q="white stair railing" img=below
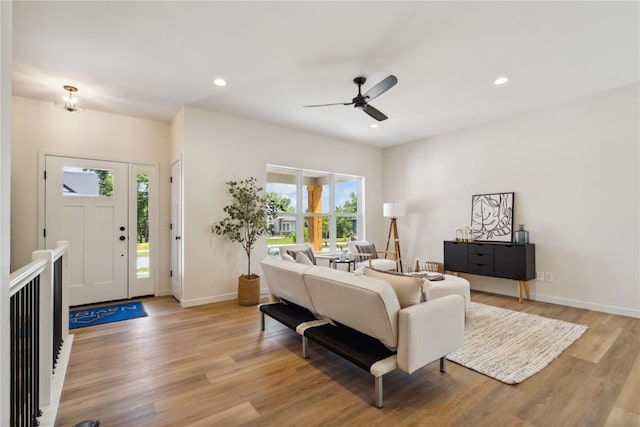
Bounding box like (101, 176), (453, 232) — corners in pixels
(9, 241), (69, 427)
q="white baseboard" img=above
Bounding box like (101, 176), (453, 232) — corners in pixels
(180, 288), (270, 308)
(471, 283), (639, 318)
(533, 293), (640, 318)
(39, 334), (74, 427)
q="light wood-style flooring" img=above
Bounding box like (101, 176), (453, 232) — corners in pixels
(55, 291), (640, 426)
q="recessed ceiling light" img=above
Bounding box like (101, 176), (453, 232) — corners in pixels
(213, 78), (227, 87)
(494, 76), (509, 85)
(370, 123), (379, 128)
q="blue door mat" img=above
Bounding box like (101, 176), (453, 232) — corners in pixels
(69, 301), (148, 329)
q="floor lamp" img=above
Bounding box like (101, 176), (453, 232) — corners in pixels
(383, 203), (405, 272)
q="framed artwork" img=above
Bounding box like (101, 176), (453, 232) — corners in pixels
(471, 192), (514, 242)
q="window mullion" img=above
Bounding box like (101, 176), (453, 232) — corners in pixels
(296, 169), (304, 244)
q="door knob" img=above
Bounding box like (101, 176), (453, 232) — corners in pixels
(119, 236), (126, 241)
(120, 226), (126, 231)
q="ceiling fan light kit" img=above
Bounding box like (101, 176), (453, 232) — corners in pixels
(304, 75), (397, 121)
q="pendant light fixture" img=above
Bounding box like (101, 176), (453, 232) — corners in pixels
(55, 85), (82, 112)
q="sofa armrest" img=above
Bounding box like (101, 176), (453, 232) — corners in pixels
(396, 294), (465, 374)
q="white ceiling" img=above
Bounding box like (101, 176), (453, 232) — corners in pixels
(12, 1), (639, 148)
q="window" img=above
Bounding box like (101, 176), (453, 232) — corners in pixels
(136, 172), (149, 279)
(62, 167), (113, 197)
(267, 165), (363, 254)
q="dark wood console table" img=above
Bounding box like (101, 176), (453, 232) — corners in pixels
(443, 240), (535, 303)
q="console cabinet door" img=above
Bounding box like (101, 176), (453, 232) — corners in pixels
(444, 241), (467, 272)
(494, 244), (535, 280)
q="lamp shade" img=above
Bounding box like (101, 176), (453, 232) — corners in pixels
(383, 202), (405, 218)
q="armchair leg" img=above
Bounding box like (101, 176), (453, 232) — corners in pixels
(261, 312), (265, 331)
(440, 357), (447, 373)
(374, 376), (383, 408)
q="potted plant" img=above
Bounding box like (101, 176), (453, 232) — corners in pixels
(211, 177), (279, 305)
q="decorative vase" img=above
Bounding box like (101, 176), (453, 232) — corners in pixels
(514, 224), (529, 244)
(237, 275), (261, 305)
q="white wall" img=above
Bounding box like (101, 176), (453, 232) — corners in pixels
(384, 84), (640, 317)
(11, 96), (172, 293)
(170, 107), (184, 163)
(0, 2), (12, 423)
(180, 106), (385, 306)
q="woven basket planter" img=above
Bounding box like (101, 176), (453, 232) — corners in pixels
(237, 275), (261, 305)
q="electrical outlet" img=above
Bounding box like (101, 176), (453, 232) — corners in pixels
(544, 272), (553, 283)
(536, 271), (544, 281)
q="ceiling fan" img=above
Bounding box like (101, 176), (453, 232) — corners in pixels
(304, 75), (398, 121)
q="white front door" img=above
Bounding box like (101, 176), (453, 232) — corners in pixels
(45, 155), (129, 306)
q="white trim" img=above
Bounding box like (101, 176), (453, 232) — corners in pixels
(179, 292), (237, 308)
(179, 289), (270, 308)
(470, 282), (640, 319)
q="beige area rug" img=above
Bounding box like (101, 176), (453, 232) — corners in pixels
(447, 302), (588, 384)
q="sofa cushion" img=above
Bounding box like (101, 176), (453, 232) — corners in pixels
(260, 258), (316, 312)
(303, 266), (400, 349)
(363, 268), (424, 308)
(286, 247), (317, 265)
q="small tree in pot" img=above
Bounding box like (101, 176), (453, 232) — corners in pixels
(211, 177), (279, 305)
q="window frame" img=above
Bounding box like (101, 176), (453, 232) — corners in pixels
(267, 165), (363, 253)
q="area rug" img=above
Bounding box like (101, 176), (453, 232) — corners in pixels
(69, 301), (148, 330)
(447, 302), (587, 384)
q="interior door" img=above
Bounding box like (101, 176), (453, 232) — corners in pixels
(170, 160), (182, 301)
(45, 155), (129, 306)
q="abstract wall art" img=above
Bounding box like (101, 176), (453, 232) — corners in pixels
(471, 192), (514, 242)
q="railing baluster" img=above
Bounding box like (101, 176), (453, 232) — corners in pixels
(53, 257), (63, 371)
(10, 273), (40, 426)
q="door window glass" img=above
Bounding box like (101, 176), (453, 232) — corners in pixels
(136, 172), (150, 279)
(62, 167), (114, 197)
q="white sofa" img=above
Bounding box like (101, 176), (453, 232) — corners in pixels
(259, 257), (465, 408)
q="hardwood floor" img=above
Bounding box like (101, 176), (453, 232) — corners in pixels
(55, 292), (640, 427)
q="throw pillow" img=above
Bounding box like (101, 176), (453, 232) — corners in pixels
(295, 252), (314, 266)
(355, 243), (378, 262)
(286, 248), (316, 265)
(281, 253), (295, 262)
(363, 267), (423, 308)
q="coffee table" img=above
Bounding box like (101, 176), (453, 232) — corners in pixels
(331, 259), (356, 272)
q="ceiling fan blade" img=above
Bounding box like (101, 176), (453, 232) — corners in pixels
(303, 101), (353, 108)
(362, 104), (388, 121)
(363, 75), (398, 102)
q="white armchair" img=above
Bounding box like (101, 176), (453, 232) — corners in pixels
(347, 240), (398, 272)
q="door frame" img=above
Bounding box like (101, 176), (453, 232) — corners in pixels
(38, 150), (160, 299)
(170, 159), (183, 302)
